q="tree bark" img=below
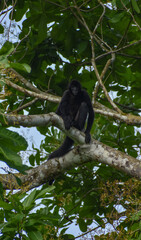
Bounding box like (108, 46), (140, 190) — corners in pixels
(0, 113), (141, 191)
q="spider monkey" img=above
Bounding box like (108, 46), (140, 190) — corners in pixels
(48, 80), (94, 160)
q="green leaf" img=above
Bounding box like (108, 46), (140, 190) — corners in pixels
(36, 185), (55, 199)
(22, 63), (31, 73)
(0, 24), (4, 33)
(10, 62), (31, 73)
(110, 12), (125, 23)
(0, 127), (27, 152)
(37, 14), (47, 43)
(0, 200), (13, 210)
(0, 145), (22, 165)
(0, 55), (10, 68)
(0, 128), (28, 168)
(77, 41), (88, 54)
(78, 218), (87, 232)
(28, 231), (43, 240)
(23, 189), (37, 209)
(0, 41), (14, 55)
(131, 0), (140, 13)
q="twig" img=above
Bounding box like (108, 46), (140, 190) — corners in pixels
(121, 0), (141, 30)
(0, 6), (13, 24)
(98, 96), (141, 112)
(92, 0), (105, 35)
(91, 49), (123, 114)
(116, 52), (141, 59)
(0, 7), (13, 17)
(73, 0), (92, 36)
(7, 0), (17, 41)
(80, 4), (100, 13)
(92, 56), (114, 104)
(95, 39), (141, 61)
(8, 28), (31, 56)
(46, 0), (65, 9)
(116, 18), (132, 48)
(48, 73), (54, 90)
(69, 6), (86, 29)
(10, 98), (38, 113)
(74, 225), (102, 239)
(78, 0), (91, 9)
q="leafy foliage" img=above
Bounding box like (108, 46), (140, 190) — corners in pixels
(0, 0), (141, 239)
(0, 128), (28, 171)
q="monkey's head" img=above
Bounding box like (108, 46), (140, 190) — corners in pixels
(69, 80), (81, 96)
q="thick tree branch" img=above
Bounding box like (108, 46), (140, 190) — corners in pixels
(1, 106), (141, 129)
(0, 114), (141, 190)
(1, 73), (141, 125)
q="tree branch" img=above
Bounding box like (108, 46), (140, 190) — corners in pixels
(120, 0), (141, 30)
(10, 98), (39, 113)
(71, 0), (123, 114)
(0, 113), (141, 190)
(8, 68), (45, 94)
(92, 55), (115, 104)
(3, 78), (60, 103)
(92, 0), (105, 35)
(1, 73), (141, 125)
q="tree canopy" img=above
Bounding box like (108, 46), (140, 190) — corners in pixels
(0, 0), (141, 239)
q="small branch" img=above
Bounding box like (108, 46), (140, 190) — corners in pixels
(92, 55), (115, 104)
(79, 2), (100, 13)
(98, 96), (141, 112)
(47, 72), (54, 90)
(116, 52), (141, 59)
(95, 33), (113, 51)
(3, 78), (60, 103)
(72, 0), (92, 36)
(78, 0), (91, 9)
(116, 18), (132, 48)
(46, 0), (65, 9)
(0, 7), (13, 17)
(91, 40), (122, 114)
(10, 98), (38, 113)
(92, 0), (105, 35)
(8, 28), (31, 56)
(94, 39), (141, 62)
(74, 225), (103, 239)
(120, 0), (141, 31)
(94, 107), (141, 125)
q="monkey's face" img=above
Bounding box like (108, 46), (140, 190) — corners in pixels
(70, 85), (79, 96)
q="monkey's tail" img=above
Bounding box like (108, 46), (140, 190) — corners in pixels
(48, 137), (74, 160)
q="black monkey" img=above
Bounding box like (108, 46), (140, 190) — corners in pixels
(48, 80), (94, 160)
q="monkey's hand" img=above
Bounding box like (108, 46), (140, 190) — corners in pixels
(85, 131), (91, 144)
(63, 116), (73, 130)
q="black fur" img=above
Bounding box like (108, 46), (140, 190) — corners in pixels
(48, 80), (94, 160)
